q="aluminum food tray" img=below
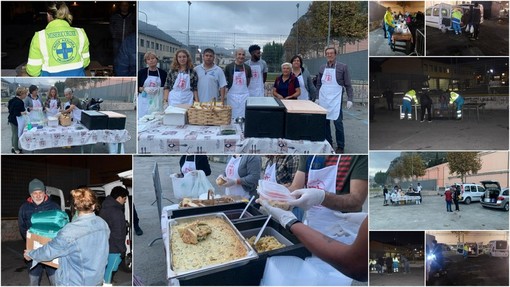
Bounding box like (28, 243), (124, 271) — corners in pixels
(167, 212), (258, 280)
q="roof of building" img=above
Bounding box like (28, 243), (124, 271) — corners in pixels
(138, 20), (184, 46)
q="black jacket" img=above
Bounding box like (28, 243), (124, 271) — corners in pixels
(8, 97), (26, 125)
(18, 196), (60, 241)
(179, 155), (211, 176)
(99, 196), (127, 254)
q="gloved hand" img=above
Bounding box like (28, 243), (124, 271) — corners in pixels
(223, 177), (237, 188)
(288, 188), (326, 210)
(258, 199), (297, 228)
(347, 101), (353, 109)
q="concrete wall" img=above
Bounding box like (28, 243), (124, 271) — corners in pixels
(417, 152), (510, 188)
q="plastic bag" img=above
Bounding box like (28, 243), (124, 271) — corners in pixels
(171, 170), (215, 199)
(29, 210), (69, 239)
(257, 180), (294, 202)
(470, 25), (474, 33)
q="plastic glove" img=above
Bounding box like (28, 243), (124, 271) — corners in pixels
(347, 101), (353, 109)
(258, 199), (297, 228)
(288, 188), (326, 210)
(223, 177), (237, 188)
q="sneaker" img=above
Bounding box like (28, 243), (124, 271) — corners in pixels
(428, 120), (432, 123)
(420, 120), (424, 123)
(335, 148), (344, 154)
(135, 227), (144, 236)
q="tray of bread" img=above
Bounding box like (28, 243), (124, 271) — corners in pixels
(167, 212), (258, 280)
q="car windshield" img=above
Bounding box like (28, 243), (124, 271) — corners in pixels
(496, 241), (508, 249)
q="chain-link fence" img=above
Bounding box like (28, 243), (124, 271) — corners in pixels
(72, 78), (136, 103)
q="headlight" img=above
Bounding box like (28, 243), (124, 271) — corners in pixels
(427, 254), (436, 261)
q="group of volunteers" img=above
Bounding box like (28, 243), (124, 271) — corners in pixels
(177, 154), (368, 282)
(398, 88), (465, 121)
(7, 85), (82, 154)
(139, 45), (356, 153)
(19, 178), (129, 286)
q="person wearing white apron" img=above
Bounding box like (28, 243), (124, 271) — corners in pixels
(223, 156), (248, 198)
(28, 97), (45, 123)
(291, 55), (315, 101)
(44, 87), (61, 117)
(62, 88), (82, 122)
(246, 45), (267, 97)
(138, 52), (167, 118)
(263, 161), (277, 183)
(317, 47), (354, 153)
(225, 49), (252, 120)
(8, 87), (28, 153)
(180, 155), (197, 175)
(164, 49), (198, 106)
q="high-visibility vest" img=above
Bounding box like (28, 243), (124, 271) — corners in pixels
(27, 19), (90, 77)
(452, 10), (462, 20)
(384, 11), (395, 28)
(403, 89), (418, 104)
(450, 92), (460, 104)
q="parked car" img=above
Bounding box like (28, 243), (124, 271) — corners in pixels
(447, 183), (485, 204)
(488, 240), (509, 257)
(480, 180), (509, 211)
(425, 3), (473, 32)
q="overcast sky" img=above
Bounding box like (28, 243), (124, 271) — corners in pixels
(369, 152), (401, 177)
(139, 1), (312, 48)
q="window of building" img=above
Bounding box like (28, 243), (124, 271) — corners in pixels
(151, 42), (154, 49)
(156, 43), (159, 50)
(140, 39), (144, 47)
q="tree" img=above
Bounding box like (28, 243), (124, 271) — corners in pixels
(374, 171), (388, 186)
(446, 152), (482, 183)
(54, 81), (66, 97)
(401, 153), (425, 180)
(262, 41), (284, 73)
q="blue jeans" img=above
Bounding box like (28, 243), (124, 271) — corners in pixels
(452, 18), (461, 34)
(385, 24), (394, 44)
(325, 109), (345, 150)
(28, 262), (56, 286)
(104, 253), (122, 284)
(446, 200), (452, 212)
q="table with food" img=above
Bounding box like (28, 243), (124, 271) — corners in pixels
(19, 111), (130, 153)
(137, 99), (334, 154)
(391, 22), (413, 54)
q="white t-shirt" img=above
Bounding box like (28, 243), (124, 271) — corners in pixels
(194, 64), (227, 102)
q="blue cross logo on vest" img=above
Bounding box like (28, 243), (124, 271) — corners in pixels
(52, 38), (77, 63)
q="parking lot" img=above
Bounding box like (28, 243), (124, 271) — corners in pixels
(370, 193), (509, 230)
(370, 267), (424, 286)
(427, 253), (509, 286)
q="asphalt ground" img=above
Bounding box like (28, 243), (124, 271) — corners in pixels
(1, 110), (137, 154)
(369, 267), (425, 286)
(369, 107), (509, 150)
(337, 102), (369, 153)
(1, 240), (132, 286)
(369, 193), (509, 230)
(426, 253), (509, 286)
(426, 19), (509, 56)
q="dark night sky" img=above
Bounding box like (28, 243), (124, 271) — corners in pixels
(370, 57), (509, 74)
(371, 231), (424, 245)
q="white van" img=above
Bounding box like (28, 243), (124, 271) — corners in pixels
(447, 183), (485, 204)
(488, 240), (509, 257)
(425, 3), (474, 32)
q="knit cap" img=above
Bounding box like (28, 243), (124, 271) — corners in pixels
(29, 179), (45, 194)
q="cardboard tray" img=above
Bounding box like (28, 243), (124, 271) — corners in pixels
(281, 99), (327, 114)
(167, 213), (258, 280)
(241, 227), (294, 253)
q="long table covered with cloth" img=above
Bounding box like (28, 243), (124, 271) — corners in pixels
(137, 115), (334, 154)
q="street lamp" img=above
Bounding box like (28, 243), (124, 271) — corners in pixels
(187, 1), (192, 48)
(327, 0), (332, 47)
(296, 3), (299, 55)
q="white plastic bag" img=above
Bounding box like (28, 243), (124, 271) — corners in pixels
(470, 25), (474, 33)
(170, 170), (215, 199)
(257, 180), (293, 202)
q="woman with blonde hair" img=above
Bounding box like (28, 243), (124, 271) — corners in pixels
(25, 188), (110, 286)
(26, 1), (90, 77)
(7, 87), (28, 154)
(164, 49), (199, 105)
(44, 86), (61, 117)
(137, 51), (167, 117)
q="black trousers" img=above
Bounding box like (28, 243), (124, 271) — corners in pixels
(421, 103), (432, 121)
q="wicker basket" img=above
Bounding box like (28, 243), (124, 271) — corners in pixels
(187, 103), (232, 126)
(59, 114), (72, 126)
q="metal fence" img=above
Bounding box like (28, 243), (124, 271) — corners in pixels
(411, 29), (425, 56)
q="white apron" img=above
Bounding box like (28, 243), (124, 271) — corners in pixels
(169, 71), (193, 106)
(16, 115), (26, 136)
(248, 64), (264, 97)
(225, 156), (248, 198)
(181, 155), (197, 175)
(263, 162), (277, 183)
(319, 67), (343, 120)
(29, 98), (45, 123)
(47, 99), (59, 117)
(65, 101), (82, 122)
(144, 68), (164, 115)
(227, 70), (249, 119)
(297, 74), (309, 101)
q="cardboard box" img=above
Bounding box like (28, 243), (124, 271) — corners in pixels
(81, 110), (108, 130)
(26, 231), (59, 268)
(163, 105), (188, 125)
(100, 111), (127, 130)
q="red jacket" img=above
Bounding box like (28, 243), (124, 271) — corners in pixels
(445, 190), (453, 201)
